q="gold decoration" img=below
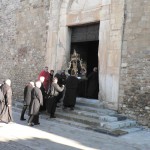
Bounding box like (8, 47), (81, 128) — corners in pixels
(67, 50), (87, 77)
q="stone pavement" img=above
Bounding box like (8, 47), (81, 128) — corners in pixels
(0, 111), (150, 150)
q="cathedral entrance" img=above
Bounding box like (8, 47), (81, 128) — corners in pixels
(69, 23), (99, 98)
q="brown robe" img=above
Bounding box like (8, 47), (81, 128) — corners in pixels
(0, 83), (13, 123)
(29, 87), (43, 115)
(63, 76), (78, 107)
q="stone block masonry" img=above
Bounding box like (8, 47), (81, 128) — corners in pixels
(0, 0), (50, 100)
(119, 0), (150, 126)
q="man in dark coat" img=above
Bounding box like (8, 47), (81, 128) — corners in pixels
(28, 81), (43, 126)
(39, 76), (47, 111)
(49, 70), (54, 85)
(0, 79), (13, 123)
(47, 77), (64, 118)
(54, 70), (64, 104)
(20, 81), (34, 121)
(87, 67), (99, 99)
(61, 70), (67, 85)
(63, 75), (78, 110)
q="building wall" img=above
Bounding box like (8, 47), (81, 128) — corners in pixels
(0, 0), (50, 100)
(0, 0), (20, 82)
(1, 0), (150, 126)
(119, 0), (150, 126)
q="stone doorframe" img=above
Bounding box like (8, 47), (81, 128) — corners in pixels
(46, 0), (125, 110)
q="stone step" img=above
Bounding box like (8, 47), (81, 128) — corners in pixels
(100, 120), (137, 130)
(75, 104), (117, 115)
(76, 97), (104, 108)
(13, 100), (115, 116)
(99, 114), (127, 122)
(12, 106), (140, 137)
(99, 115), (118, 122)
(52, 118), (91, 129)
(13, 105), (99, 127)
(121, 127), (142, 133)
(13, 100), (100, 120)
(13, 100), (140, 137)
(14, 100), (100, 115)
(56, 107), (99, 119)
(55, 110), (100, 127)
(12, 106), (92, 130)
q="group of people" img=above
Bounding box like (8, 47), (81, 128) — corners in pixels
(20, 66), (79, 126)
(0, 66), (99, 126)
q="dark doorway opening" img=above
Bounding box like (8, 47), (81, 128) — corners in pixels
(70, 23), (99, 99)
(71, 41), (99, 76)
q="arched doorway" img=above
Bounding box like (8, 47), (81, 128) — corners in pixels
(46, 0), (124, 110)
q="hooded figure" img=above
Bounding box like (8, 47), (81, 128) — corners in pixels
(63, 74), (78, 110)
(87, 67), (99, 99)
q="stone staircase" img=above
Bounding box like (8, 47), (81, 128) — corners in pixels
(13, 97), (142, 136)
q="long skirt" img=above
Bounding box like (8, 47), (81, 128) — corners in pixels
(46, 96), (57, 116)
(0, 103), (13, 123)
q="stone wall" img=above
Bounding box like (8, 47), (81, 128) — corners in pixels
(119, 0), (150, 126)
(0, 0), (50, 100)
(0, 0), (19, 78)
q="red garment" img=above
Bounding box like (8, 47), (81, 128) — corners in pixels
(38, 70), (50, 91)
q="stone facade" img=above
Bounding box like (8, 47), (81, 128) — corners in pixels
(0, 0), (150, 126)
(0, 0), (50, 99)
(119, 0), (150, 126)
(46, 0), (124, 111)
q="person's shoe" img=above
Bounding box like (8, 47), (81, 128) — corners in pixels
(28, 123), (34, 126)
(50, 115), (56, 118)
(20, 118), (26, 121)
(34, 122), (40, 125)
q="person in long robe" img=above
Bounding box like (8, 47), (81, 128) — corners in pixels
(49, 70), (54, 85)
(0, 79), (13, 123)
(87, 67), (99, 99)
(20, 81), (34, 121)
(47, 77), (64, 118)
(28, 81), (43, 126)
(63, 75), (78, 110)
(39, 76), (47, 111)
(38, 66), (50, 92)
(0, 83), (4, 112)
(54, 70), (63, 104)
